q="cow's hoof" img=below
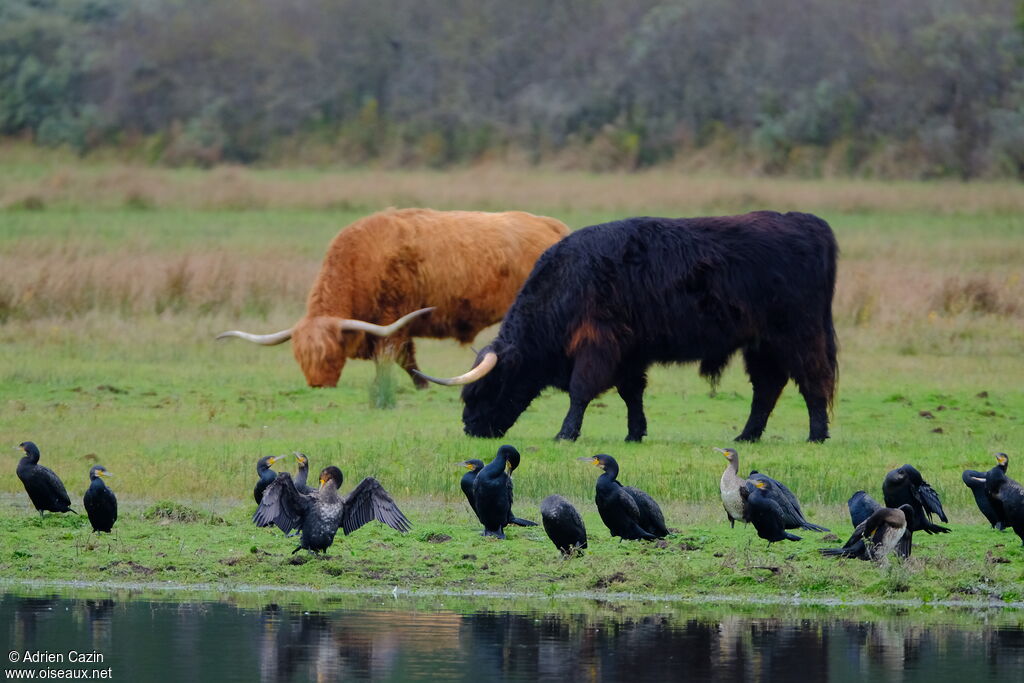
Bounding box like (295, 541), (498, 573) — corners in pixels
(554, 432), (580, 442)
(624, 434), (645, 443)
(734, 433), (761, 443)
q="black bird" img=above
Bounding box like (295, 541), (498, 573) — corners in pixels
(253, 466), (411, 554)
(744, 472), (829, 532)
(963, 453), (1009, 529)
(293, 452), (314, 494)
(744, 479), (801, 546)
(848, 490), (883, 528)
(471, 445), (524, 539)
(883, 464), (949, 534)
(821, 504), (914, 561)
(254, 455), (286, 505)
(579, 454), (667, 540)
(83, 465), (117, 533)
(16, 442), (74, 516)
(540, 495), (587, 556)
(717, 448), (828, 532)
(981, 467), (1024, 546)
(459, 457), (538, 530)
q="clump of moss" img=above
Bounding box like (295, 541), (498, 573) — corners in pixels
(143, 500), (201, 523)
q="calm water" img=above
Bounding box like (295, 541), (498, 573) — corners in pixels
(2, 590), (1023, 682)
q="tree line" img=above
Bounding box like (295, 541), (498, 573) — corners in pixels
(3, 0), (1023, 178)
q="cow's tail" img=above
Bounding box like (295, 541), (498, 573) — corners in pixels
(796, 211), (840, 413)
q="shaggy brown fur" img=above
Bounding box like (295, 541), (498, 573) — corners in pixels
(288, 208), (569, 387)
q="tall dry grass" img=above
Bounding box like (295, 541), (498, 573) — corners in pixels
(4, 163), (1024, 214)
(2, 161), (1021, 355)
(0, 246), (316, 323)
(1, 236), (1020, 356)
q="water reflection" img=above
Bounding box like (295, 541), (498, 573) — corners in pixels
(2, 591), (1023, 682)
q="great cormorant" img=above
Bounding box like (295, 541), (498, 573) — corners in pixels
(821, 504), (914, 560)
(976, 467), (1024, 546)
(83, 465), (117, 533)
(471, 445), (528, 539)
(540, 495), (587, 556)
(16, 442), (74, 516)
(254, 455), (286, 504)
(719, 448), (828, 532)
(744, 479), (801, 546)
(253, 466), (411, 554)
(963, 453), (1009, 529)
(883, 464), (949, 534)
(848, 490), (882, 528)
(293, 452), (313, 494)
(717, 447), (746, 528)
(459, 457), (537, 530)
(579, 454), (667, 540)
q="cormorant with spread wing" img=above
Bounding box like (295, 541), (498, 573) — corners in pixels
(821, 503), (914, 561)
(16, 442), (74, 516)
(883, 464), (949, 534)
(458, 456), (537, 531)
(963, 453), (1009, 529)
(253, 466), (411, 554)
(83, 465), (117, 533)
(579, 453), (667, 540)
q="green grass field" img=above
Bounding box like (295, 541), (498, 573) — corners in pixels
(0, 158), (1022, 603)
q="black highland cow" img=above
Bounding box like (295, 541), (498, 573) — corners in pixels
(416, 212), (838, 443)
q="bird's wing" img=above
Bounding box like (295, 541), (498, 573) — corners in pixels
(253, 472), (309, 533)
(341, 477), (412, 535)
(749, 474), (803, 526)
(917, 483), (948, 522)
(848, 491), (882, 528)
(39, 466), (71, 508)
(624, 486), (668, 536)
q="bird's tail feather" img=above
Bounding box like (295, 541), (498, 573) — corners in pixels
(510, 517), (538, 527)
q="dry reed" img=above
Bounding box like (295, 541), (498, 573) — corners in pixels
(4, 164), (1024, 215)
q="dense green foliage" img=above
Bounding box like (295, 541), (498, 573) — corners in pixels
(3, 0), (1024, 177)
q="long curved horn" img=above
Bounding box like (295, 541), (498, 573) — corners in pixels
(413, 351), (498, 386)
(338, 307), (435, 336)
(216, 328), (293, 345)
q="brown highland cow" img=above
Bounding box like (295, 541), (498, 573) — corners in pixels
(218, 207), (569, 387)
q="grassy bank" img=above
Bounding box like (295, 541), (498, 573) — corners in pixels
(1, 498), (1022, 606)
(1, 161), (1022, 602)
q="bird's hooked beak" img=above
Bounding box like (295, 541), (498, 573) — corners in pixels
(996, 453), (1008, 466)
(293, 452), (307, 464)
(753, 480), (767, 490)
(577, 456), (603, 469)
(97, 470), (112, 478)
(457, 461), (475, 470)
(268, 455), (282, 466)
(714, 447), (729, 458)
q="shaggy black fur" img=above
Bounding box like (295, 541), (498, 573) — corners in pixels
(457, 211), (839, 442)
